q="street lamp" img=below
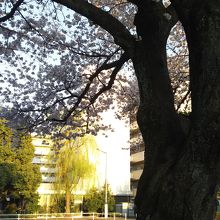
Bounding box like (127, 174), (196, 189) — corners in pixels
(97, 148), (108, 218)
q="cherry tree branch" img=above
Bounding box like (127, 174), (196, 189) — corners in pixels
(15, 52), (129, 130)
(53, 0), (135, 55)
(0, 0), (24, 22)
(89, 54), (128, 104)
(48, 52), (129, 122)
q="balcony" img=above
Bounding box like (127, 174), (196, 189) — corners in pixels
(131, 169), (142, 180)
(34, 147), (52, 156)
(32, 157), (55, 165)
(40, 166), (55, 174)
(131, 188), (137, 197)
(130, 151), (144, 164)
(42, 175), (55, 183)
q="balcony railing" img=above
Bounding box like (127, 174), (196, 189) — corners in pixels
(40, 166), (55, 173)
(131, 169), (142, 180)
(42, 175), (55, 183)
(130, 151), (144, 163)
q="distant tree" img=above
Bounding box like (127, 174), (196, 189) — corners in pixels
(83, 187), (102, 213)
(83, 186), (115, 213)
(0, 119), (41, 213)
(53, 134), (97, 213)
(0, 163), (18, 213)
(12, 134), (41, 213)
(0, 119), (17, 213)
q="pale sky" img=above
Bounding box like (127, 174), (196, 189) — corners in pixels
(95, 110), (130, 195)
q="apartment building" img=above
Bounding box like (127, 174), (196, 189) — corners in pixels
(130, 116), (144, 198)
(32, 136), (55, 207)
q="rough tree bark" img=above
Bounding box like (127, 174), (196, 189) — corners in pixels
(134, 1), (220, 220)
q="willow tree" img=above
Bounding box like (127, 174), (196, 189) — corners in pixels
(53, 135), (97, 214)
(0, 0), (220, 220)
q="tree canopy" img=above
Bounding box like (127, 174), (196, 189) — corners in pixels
(0, 0), (188, 133)
(0, 119), (41, 213)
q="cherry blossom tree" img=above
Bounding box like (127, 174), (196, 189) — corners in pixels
(1, 1), (220, 220)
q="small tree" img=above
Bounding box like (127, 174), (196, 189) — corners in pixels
(84, 186), (115, 213)
(53, 134), (97, 213)
(0, 118), (41, 213)
(13, 134), (42, 213)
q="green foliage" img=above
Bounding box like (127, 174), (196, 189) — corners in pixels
(15, 134), (35, 164)
(13, 134), (41, 201)
(4, 203), (17, 214)
(83, 187), (102, 212)
(84, 186), (115, 213)
(0, 118), (41, 214)
(0, 163), (17, 192)
(49, 194), (69, 213)
(0, 118), (13, 149)
(25, 194), (40, 213)
(54, 135), (97, 190)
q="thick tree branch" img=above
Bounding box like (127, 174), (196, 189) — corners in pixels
(171, 0), (196, 25)
(0, 0), (24, 22)
(53, 0), (135, 56)
(166, 4), (178, 27)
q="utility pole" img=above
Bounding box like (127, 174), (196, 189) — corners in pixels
(97, 148), (108, 218)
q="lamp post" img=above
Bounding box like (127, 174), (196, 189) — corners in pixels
(97, 148), (108, 218)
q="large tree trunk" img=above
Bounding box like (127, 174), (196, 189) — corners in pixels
(133, 1), (220, 220)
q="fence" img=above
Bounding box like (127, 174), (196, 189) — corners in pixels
(0, 212), (130, 220)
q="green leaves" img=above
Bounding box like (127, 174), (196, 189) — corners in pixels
(84, 187), (102, 212)
(84, 186), (115, 213)
(52, 134), (98, 212)
(0, 163), (17, 192)
(0, 118), (13, 150)
(0, 119), (41, 213)
(54, 134), (97, 192)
